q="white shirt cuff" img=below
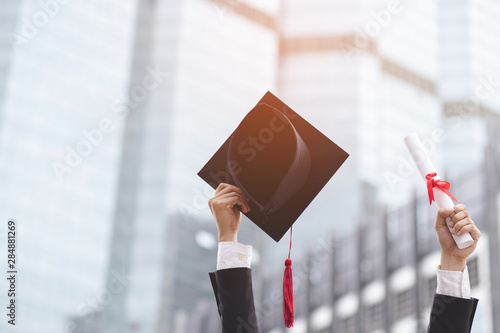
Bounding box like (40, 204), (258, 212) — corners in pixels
(436, 265), (471, 299)
(217, 242), (252, 270)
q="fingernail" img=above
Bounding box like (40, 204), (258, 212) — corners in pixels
(449, 222), (454, 228)
(457, 231), (462, 236)
(451, 228), (456, 234)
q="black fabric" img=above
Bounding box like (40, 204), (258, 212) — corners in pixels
(427, 293), (479, 333)
(210, 269), (478, 333)
(209, 268), (260, 333)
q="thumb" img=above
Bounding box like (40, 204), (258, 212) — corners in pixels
(436, 207), (454, 227)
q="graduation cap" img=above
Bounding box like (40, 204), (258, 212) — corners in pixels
(198, 91), (349, 327)
(198, 91), (349, 241)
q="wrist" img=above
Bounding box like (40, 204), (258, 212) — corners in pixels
(440, 254), (467, 271)
(219, 232), (237, 242)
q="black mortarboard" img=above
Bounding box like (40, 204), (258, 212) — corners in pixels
(198, 91), (349, 242)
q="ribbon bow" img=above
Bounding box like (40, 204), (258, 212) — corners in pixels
(425, 172), (460, 205)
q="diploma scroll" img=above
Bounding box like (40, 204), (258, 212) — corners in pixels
(404, 133), (474, 249)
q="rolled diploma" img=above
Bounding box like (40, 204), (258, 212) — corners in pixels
(404, 133), (474, 249)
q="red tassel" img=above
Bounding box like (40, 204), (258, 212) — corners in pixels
(283, 258), (294, 327)
(283, 227), (294, 328)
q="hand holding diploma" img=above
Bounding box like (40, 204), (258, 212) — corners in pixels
(435, 205), (481, 271)
(404, 133), (474, 249)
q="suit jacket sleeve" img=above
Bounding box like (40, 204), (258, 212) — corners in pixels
(427, 293), (479, 333)
(209, 267), (260, 333)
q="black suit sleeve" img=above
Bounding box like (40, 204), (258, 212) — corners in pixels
(209, 269), (478, 333)
(427, 294), (478, 333)
(209, 268), (260, 333)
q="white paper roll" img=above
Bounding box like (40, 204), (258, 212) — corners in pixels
(404, 133), (474, 249)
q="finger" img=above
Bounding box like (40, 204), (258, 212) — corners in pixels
(450, 210), (469, 227)
(215, 190), (250, 207)
(212, 192), (250, 213)
(468, 224), (481, 240)
(214, 184), (250, 202)
(221, 196), (250, 214)
(456, 222), (481, 239)
(453, 204), (467, 214)
(215, 183), (230, 195)
(217, 192), (250, 212)
(210, 195), (242, 213)
(436, 208), (454, 228)
(209, 186), (235, 211)
(451, 218), (473, 235)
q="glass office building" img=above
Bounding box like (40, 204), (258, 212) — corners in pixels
(98, 0), (280, 332)
(1, 0), (500, 332)
(0, 1), (137, 332)
(258, 0), (443, 269)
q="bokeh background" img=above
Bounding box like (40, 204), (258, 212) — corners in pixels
(1, 0), (500, 332)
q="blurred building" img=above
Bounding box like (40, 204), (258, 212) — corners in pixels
(0, 1), (21, 108)
(1, 0), (500, 333)
(160, 216), (220, 332)
(437, 0), (500, 195)
(101, 0), (500, 332)
(0, 1), (137, 333)
(278, 0), (441, 230)
(99, 0), (279, 332)
(252, 0), (444, 267)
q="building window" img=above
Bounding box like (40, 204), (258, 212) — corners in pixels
(395, 288), (416, 320)
(468, 257), (480, 288)
(366, 302), (383, 332)
(338, 315), (356, 333)
(362, 181), (377, 214)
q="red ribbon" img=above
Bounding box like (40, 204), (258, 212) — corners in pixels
(425, 172), (460, 205)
